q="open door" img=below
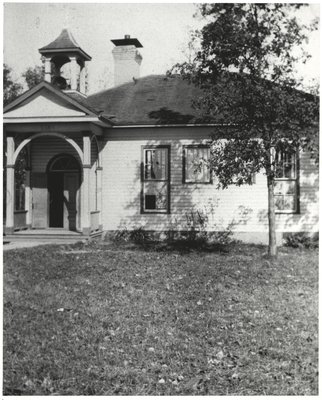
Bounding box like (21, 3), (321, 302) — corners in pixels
(32, 173), (48, 228)
(47, 154), (81, 231)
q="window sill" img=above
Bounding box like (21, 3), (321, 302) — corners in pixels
(275, 210), (299, 215)
(141, 210), (169, 215)
(183, 181), (212, 185)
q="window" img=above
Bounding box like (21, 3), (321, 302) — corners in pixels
(14, 148), (28, 211)
(141, 146), (170, 213)
(274, 150), (299, 213)
(15, 181), (25, 211)
(183, 145), (211, 183)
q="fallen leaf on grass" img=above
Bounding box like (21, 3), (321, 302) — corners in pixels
(216, 350), (224, 359)
(258, 347), (268, 356)
(41, 376), (54, 393)
(23, 379), (35, 389)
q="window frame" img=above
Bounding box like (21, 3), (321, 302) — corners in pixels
(182, 144), (212, 184)
(141, 145), (171, 214)
(274, 150), (300, 214)
(15, 180), (26, 211)
(14, 147), (29, 212)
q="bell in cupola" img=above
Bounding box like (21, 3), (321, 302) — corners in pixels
(39, 29), (91, 95)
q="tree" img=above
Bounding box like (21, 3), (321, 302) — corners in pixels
(3, 63), (23, 106)
(22, 65), (45, 90)
(173, 3), (319, 257)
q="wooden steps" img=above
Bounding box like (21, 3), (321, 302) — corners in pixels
(3, 229), (103, 243)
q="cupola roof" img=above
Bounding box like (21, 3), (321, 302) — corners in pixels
(39, 29), (91, 60)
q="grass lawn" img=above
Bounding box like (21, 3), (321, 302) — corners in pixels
(3, 241), (318, 395)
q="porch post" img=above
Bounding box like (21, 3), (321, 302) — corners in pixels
(81, 134), (91, 235)
(5, 136), (15, 234)
(25, 168), (32, 227)
(96, 166), (103, 229)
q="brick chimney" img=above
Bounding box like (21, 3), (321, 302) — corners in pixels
(111, 35), (143, 86)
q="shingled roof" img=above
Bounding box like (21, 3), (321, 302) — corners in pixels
(39, 29), (91, 60)
(86, 75), (204, 125)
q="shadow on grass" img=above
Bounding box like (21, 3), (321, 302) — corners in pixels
(68, 236), (232, 254)
(129, 239), (231, 254)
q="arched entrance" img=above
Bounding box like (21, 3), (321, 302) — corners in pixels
(47, 154), (81, 231)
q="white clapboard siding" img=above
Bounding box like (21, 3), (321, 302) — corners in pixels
(99, 127), (318, 237)
(31, 136), (83, 172)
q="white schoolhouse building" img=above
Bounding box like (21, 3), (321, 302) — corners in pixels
(3, 30), (319, 244)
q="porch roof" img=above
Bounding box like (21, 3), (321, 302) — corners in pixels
(3, 81), (113, 128)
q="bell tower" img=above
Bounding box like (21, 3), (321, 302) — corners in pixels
(39, 29), (91, 95)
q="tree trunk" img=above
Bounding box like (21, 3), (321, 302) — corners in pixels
(267, 176), (278, 258)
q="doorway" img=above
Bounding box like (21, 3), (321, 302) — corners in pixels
(47, 154), (80, 231)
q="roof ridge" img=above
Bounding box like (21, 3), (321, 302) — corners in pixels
(87, 74), (183, 98)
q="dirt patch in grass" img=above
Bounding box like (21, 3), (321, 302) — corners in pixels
(3, 242), (318, 395)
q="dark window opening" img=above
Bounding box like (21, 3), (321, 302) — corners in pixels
(142, 147), (170, 213)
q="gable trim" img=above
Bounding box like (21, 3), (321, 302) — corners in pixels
(4, 116), (102, 123)
(3, 81), (98, 117)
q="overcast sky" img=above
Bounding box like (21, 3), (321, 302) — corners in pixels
(3, 2), (320, 94)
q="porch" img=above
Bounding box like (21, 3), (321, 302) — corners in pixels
(3, 80), (112, 239)
(8, 211), (102, 238)
(4, 127), (104, 237)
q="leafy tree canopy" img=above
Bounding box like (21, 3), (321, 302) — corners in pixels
(22, 65), (45, 90)
(173, 3), (319, 186)
(172, 3), (319, 257)
(3, 64), (23, 107)
(4, 63), (45, 107)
